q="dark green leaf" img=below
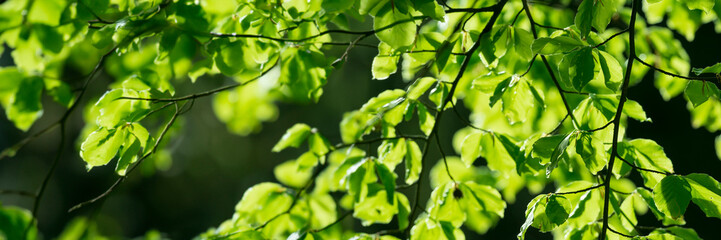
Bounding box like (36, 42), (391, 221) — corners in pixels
(685, 80), (720, 107)
(547, 131), (576, 177)
(653, 175), (692, 219)
(376, 162), (396, 204)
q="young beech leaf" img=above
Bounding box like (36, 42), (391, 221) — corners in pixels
(623, 99), (651, 122)
(653, 175), (692, 219)
(625, 139), (675, 188)
(405, 140), (422, 185)
(353, 190), (398, 226)
(546, 131), (576, 177)
(597, 50), (623, 91)
(376, 163), (396, 204)
(575, 133), (608, 174)
(7, 76), (43, 131)
(685, 80), (720, 107)
(372, 42), (400, 80)
(407, 77), (436, 100)
(81, 127), (127, 169)
(685, 173), (721, 219)
(545, 195), (572, 226)
(373, 2), (416, 49)
(460, 132), (484, 167)
(692, 62), (721, 75)
(531, 36), (584, 56)
(272, 123), (312, 152)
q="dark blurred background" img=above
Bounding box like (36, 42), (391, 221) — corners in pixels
(1, 15), (720, 240)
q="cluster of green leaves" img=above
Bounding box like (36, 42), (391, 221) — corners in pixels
(2, 0), (721, 239)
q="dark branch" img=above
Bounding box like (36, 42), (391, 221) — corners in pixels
(601, 0), (640, 238)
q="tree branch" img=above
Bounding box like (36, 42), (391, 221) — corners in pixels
(601, 0), (640, 238)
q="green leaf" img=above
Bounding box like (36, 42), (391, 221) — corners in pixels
(518, 199), (538, 240)
(520, 194), (573, 236)
(0, 204), (38, 240)
(502, 76), (536, 124)
(378, 138), (407, 169)
(479, 25), (512, 67)
(685, 173), (721, 219)
(545, 195), (572, 226)
(513, 26), (534, 60)
(472, 72), (512, 94)
(7, 76), (44, 131)
(92, 89), (151, 128)
(234, 182), (293, 224)
(309, 133), (331, 156)
(353, 190), (397, 226)
(575, 0), (593, 37)
(685, 80), (720, 107)
(278, 47), (327, 103)
(716, 135), (721, 161)
(274, 159), (313, 188)
(373, 3), (416, 49)
(272, 123), (312, 152)
(461, 182), (506, 218)
(416, 103), (435, 136)
(597, 50), (623, 91)
(397, 193), (411, 230)
(532, 134), (566, 159)
(547, 131), (576, 177)
(361, 89), (406, 113)
(692, 62), (721, 75)
(372, 42), (400, 80)
(359, 0), (389, 15)
(376, 163), (396, 204)
(27, 0), (67, 25)
(405, 140), (422, 185)
(624, 99), (651, 122)
(43, 78), (74, 108)
(531, 36), (585, 55)
(653, 175), (692, 219)
(80, 127), (127, 168)
(407, 77), (436, 100)
(461, 132), (484, 167)
(413, 0), (445, 21)
(592, 0), (618, 34)
(685, 0), (716, 13)
(624, 139), (675, 188)
(559, 47), (595, 91)
(575, 132), (608, 174)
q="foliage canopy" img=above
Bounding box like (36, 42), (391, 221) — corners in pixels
(1, 0), (721, 239)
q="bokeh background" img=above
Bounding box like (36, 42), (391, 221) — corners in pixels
(1, 11), (721, 240)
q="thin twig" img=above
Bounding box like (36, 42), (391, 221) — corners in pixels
(69, 102), (184, 212)
(616, 155), (671, 176)
(554, 184), (604, 195)
(608, 226), (636, 238)
(593, 28), (629, 49)
(435, 130), (456, 182)
(209, 17), (426, 43)
(0, 189), (36, 198)
(635, 56), (718, 81)
(310, 210), (353, 233)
